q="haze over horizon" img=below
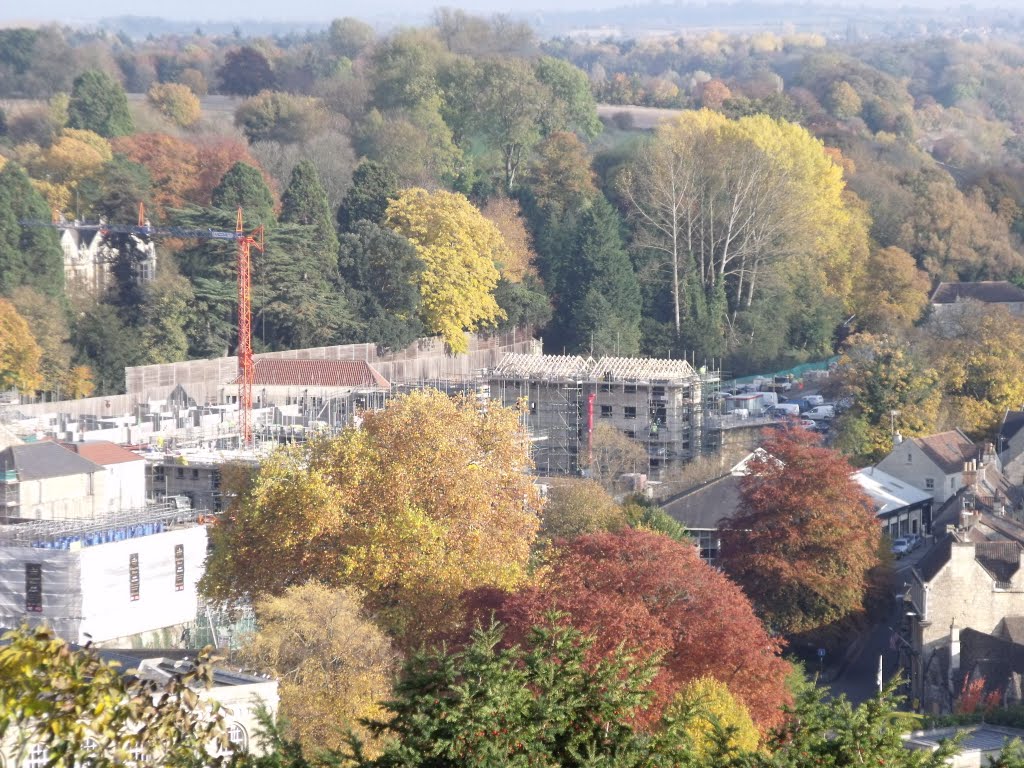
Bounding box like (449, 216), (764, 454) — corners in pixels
(0, 0), (1012, 25)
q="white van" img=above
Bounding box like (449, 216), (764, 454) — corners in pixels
(772, 403), (801, 418)
(804, 405), (835, 421)
(803, 394), (825, 407)
(759, 391), (779, 407)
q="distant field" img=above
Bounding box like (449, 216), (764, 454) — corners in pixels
(597, 103), (684, 130)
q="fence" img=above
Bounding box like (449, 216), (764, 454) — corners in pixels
(727, 356), (839, 388)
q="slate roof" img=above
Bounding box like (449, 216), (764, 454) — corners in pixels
(999, 617), (1024, 644)
(913, 430), (977, 474)
(661, 474), (741, 530)
(0, 442), (103, 481)
(1001, 411), (1024, 445)
(975, 541), (1022, 583)
(916, 534), (953, 582)
(244, 359), (390, 389)
(60, 441), (144, 466)
(931, 281), (1024, 304)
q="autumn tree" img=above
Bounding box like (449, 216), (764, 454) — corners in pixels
(719, 428), (882, 635)
(480, 197), (537, 282)
(588, 420), (650, 490)
(825, 80), (862, 119)
(218, 46), (275, 95)
(0, 298), (42, 391)
(67, 69), (133, 138)
(202, 390), (541, 642)
(112, 133), (201, 216)
(234, 91), (327, 145)
(0, 162), (63, 296)
(194, 138), (271, 206)
(540, 479), (628, 541)
(668, 677), (760, 760)
(467, 529), (792, 729)
(929, 303), (1024, 438)
(830, 333), (942, 462)
(239, 582), (398, 757)
(385, 188), (506, 353)
(6, 287), (92, 397)
(851, 246), (931, 332)
(146, 82), (201, 127)
(0, 625), (238, 766)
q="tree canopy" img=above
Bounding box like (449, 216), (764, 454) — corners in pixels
(67, 70), (133, 138)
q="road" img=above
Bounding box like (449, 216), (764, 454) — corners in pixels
(828, 544), (931, 704)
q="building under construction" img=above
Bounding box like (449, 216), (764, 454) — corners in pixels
(489, 354), (719, 479)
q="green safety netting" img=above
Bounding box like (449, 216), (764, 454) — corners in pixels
(726, 356), (839, 388)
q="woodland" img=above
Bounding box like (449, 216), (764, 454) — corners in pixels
(3, 19), (1024, 399)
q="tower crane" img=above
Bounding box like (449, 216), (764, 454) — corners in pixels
(26, 205), (264, 448)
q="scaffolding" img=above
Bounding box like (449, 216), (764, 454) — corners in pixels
(0, 501), (201, 548)
(488, 354), (722, 480)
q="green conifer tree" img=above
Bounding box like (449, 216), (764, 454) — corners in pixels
(212, 162), (276, 227)
(67, 69), (134, 137)
(0, 163), (63, 296)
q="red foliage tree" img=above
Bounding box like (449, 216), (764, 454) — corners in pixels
(464, 529), (791, 730)
(194, 137), (276, 206)
(720, 428), (882, 636)
(112, 133), (201, 217)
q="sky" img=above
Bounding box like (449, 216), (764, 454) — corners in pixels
(5, 0), (1002, 25)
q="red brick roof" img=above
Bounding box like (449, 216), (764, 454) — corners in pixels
(60, 441), (144, 466)
(247, 359), (390, 389)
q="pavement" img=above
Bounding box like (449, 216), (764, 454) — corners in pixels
(827, 541), (934, 704)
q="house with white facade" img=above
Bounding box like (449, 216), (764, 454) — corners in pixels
(61, 441), (146, 512)
(60, 223), (156, 294)
(852, 466), (934, 537)
(0, 441), (106, 520)
(876, 430), (977, 504)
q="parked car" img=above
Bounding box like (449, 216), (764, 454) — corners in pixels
(804, 405), (835, 421)
(803, 394), (825, 407)
(906, 533), (923, 551)
(891, 537), (913, 558)
(800, 418), (817, 430)
(772, 403), (802, 418)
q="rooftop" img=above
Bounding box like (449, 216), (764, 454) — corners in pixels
(491, 353), (701, 383)
(852, 467), (933, 516)
(0, 442), (103, 481)
(243, 359), (390, 389)
(60, 440), (144, 466)
(905, 724), (1024, 753)
(931, 281), (1024, 305)
(912, 430), (976, 474)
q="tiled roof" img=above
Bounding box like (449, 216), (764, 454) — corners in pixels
(1001, 411), (1024, 445)
(999, 617), (1024, 644)
(975, 541), (1022, 583)
(852, 467), (933, 516)
(931, 281), (1024, 304)
(245, 359), (390, 389)
(0, 442), (103, 481)
(61, 441), (144, 466)
(913, 430), (976, 474)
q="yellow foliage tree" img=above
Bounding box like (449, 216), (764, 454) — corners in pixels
(667, 676), (760, 758)
(7, 286), (94, 397)
(39, 129), (113, 183)
(147, 83), (202, 127)
(239, 582), (397, 756)
(202, 389), (541, 642)
(852, 246), (931, 332)
(0, 299), (43, 391)
(541, 479), (627, 541)
(385, 188), (506, 354)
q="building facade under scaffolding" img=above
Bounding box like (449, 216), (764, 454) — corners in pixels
(489, 354), (718, 478)
(0, 502), (207, 646)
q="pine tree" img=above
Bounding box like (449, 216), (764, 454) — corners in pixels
(553, 194), (641, 355)
(212, 162), (276, 226)
(0, 163), (64, 296)
(336, 160), (398, 232)
(280, 160), (339, 279)
(67, 70), (134, 138)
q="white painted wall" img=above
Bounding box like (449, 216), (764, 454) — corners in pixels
(17, 472), (106, 520)
(103, 459), (147, 512)
(876, 441), (963, 504)
(79, 526), (207, 644)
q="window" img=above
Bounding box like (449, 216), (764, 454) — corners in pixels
(191, 469), (199, 480)
(129, 553), (140, 601)
(623, 384), (637, 394)
(925, 478), (935, 490)
(26, 744), (49, 768)
(624, 430), (636, 439)
(174, 544), (185, 592)
(227, 723), (248, 752)
(176, 467), (184, 479)
(600, 405), (612, 418)
(624, 406), (637, 420)
(907, 452), (913, 464)
(696, 531), (720, 563)
(600, 383), (613, 393)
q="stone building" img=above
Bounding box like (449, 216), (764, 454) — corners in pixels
(0, 441), (107, 520)
(906, 534), (1024, 712)
(60, 223), (156, 294)
(876, 430), (977, 505)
